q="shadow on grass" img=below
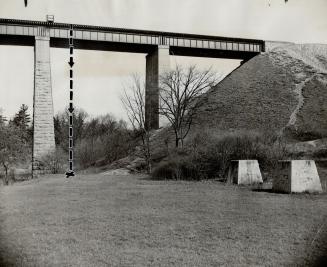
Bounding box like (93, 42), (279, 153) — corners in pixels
(251, 188), (292, 194)
(252, 188), (274, 193)
(310, 223), (327, 267)
(252, 188), (327, 198)
(313, 256), (327, 267)
(140, 177), (202, 182)
(141, 175), (228, 183)
(0, 242), (19, 267)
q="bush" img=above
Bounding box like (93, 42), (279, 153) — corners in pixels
(75, 130), (135, 169)
(312, 148), (327, 159)
(0, 168), (16, 185)
(285, 126), (327, 142)
(41, 147), (67, 174)
(152, 153), (202, 180)
(54, 111), (136, 170)
(151, 130), (288, 180)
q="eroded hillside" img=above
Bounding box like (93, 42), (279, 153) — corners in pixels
(192, 42), (327, 141)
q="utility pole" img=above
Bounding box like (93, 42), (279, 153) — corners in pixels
(66, 24), (75, 178)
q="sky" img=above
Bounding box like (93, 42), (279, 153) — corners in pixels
(0, 0), (326, 121)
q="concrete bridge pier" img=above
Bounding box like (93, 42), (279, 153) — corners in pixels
(32, 35), (55, 174)
(145, 45), (170, 129)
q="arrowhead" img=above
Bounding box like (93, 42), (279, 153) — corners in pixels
(68, 103), (74, 113)
(65, 171), (75, 178)
(68, 57), (74, 67)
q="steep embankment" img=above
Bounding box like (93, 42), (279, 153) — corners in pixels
(192, 42), (327, 141)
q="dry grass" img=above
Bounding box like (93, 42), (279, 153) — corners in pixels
(1, 174), (327, 266)
(192, 43), (327, 141)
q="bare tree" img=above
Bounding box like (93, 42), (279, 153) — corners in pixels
(121, 74), (152, 173)
(159, 65), (218, 148)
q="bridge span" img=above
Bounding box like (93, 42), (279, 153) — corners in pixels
(0, 18), (265, 173)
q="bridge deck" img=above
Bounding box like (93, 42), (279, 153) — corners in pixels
(0, 18), (264, 59)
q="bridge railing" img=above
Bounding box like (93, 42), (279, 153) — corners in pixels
(0, 24), (36, 36)
(0, 22), (263, 53)
(165, 36), (261, 52)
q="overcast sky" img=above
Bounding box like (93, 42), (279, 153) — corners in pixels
(0, 0), (326, 120)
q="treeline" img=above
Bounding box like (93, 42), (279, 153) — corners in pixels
(1, 104), (138, 180)
(53, 109), (136, 170)
(0, 104), (32, 184)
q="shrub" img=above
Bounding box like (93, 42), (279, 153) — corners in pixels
(152, 130), (288, 181)
(285, 126), (327, 142)
(0, 168), (16, 185)
(312, 148), (327, 159)
(75, 138), (100, 169)
(54, 111), (136, 170)
(151, 154), (201, 180)
(8, 169), (16, 184)
(41, 147), (67, 174)
(75, 130), (135, 169)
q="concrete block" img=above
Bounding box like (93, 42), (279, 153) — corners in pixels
(273, 160), (322, 193)
(228, 160), (263, 185)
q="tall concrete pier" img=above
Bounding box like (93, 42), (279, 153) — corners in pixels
(32, 33), (55, 172)
(145, 45), (170, 129)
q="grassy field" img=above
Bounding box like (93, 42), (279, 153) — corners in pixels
(0, 174), (327, 266)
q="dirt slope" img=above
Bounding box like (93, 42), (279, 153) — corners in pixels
(192, 42), (327, 141)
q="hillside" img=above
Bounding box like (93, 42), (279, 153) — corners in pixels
(192, 42), (327, 141)
(104, 42), (327, 173)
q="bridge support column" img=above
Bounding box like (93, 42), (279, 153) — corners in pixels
(32, 36), (55, 175)
(145, 45), (170, 130)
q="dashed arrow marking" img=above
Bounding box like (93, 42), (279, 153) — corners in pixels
(66, 24), (75, 178)
(68, 102), (74, 113)
(68, 57), (74, 67)
(66, 171), (75, 177)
